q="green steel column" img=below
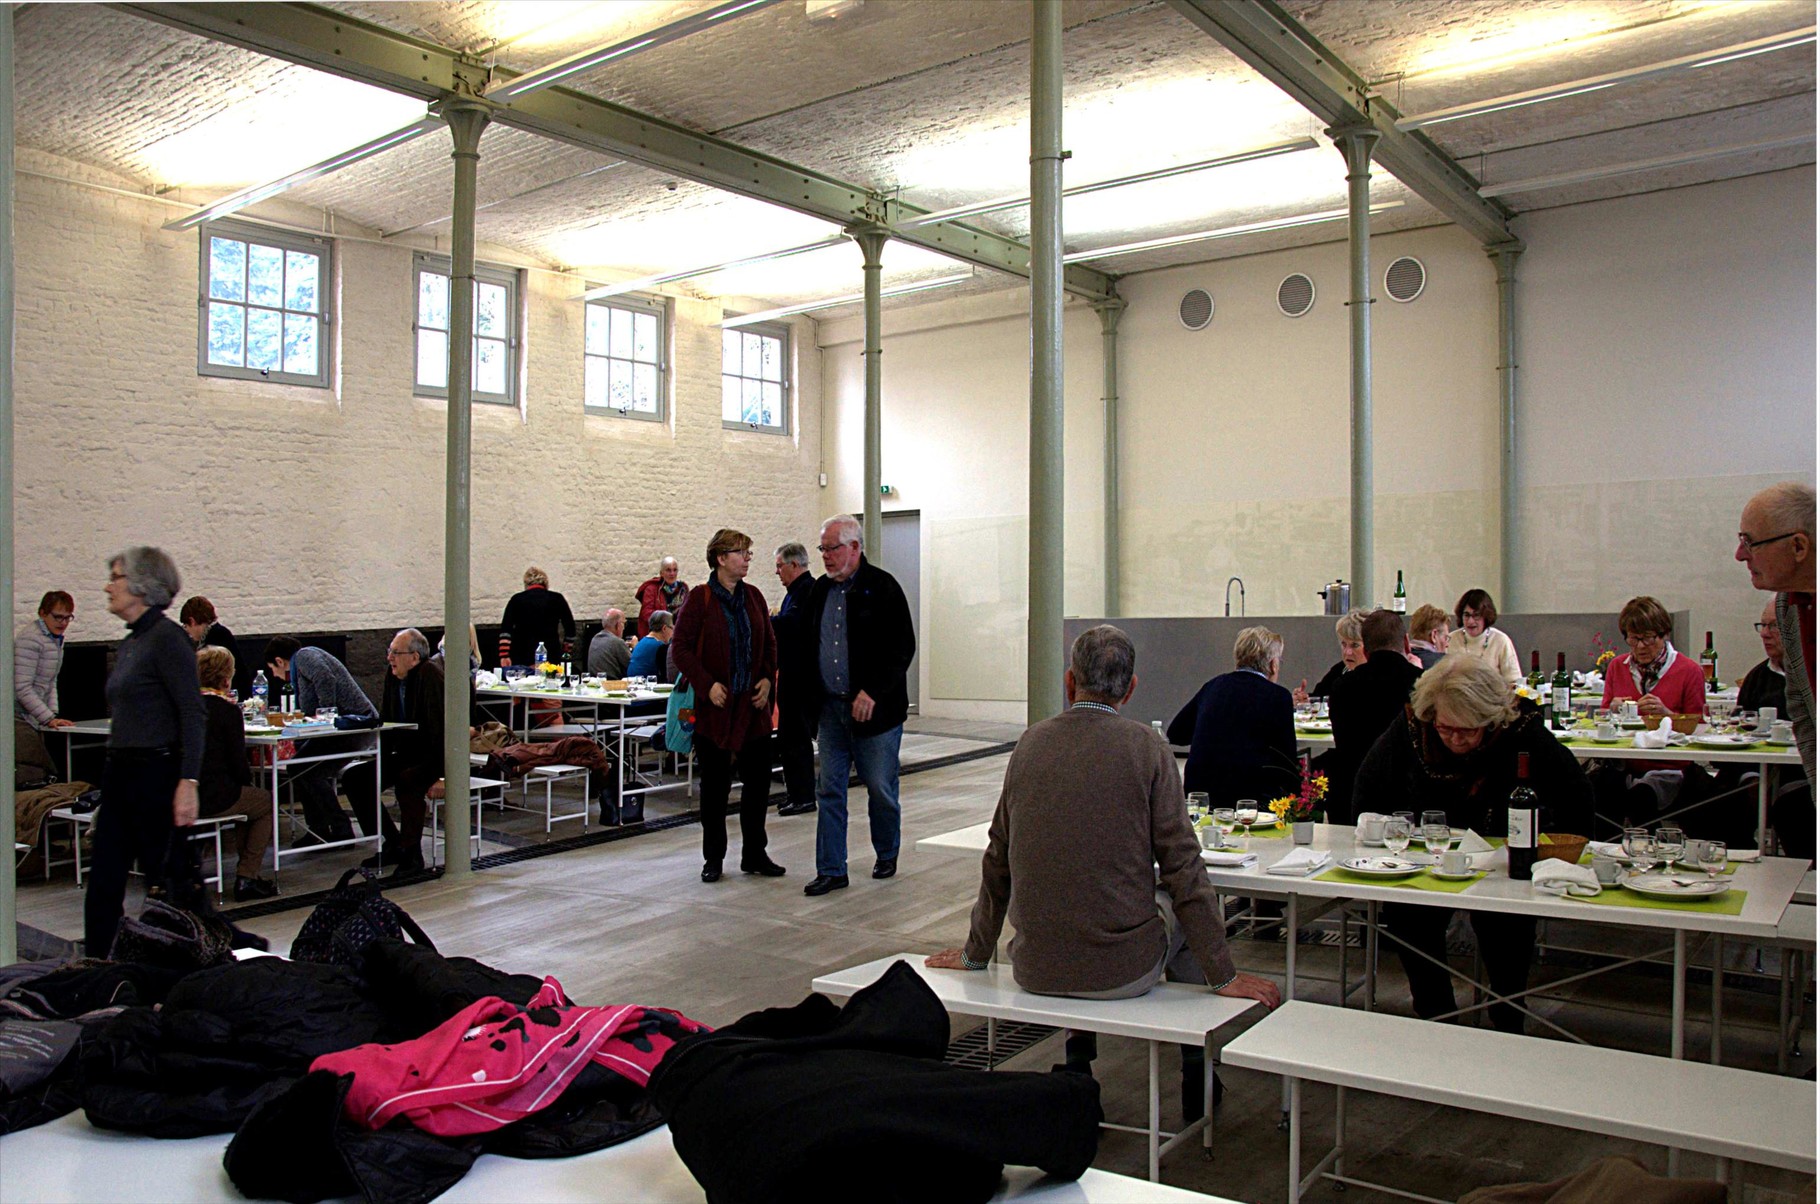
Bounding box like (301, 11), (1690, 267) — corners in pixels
(1095, 296), (1125, 617)
(440, 101), (489, 878)
(1488, 243), (1522, 606)
(1028, 0), (1065, 724)
(1331, 125), (1379, 609)
(0, 11), (16, 965)
(850, 226), (888, 558)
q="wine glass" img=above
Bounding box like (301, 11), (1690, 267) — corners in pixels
(1187, 791), (1210, 828)
(1383, 817), (1413, 858)
(1654, 825), (1687, 872)
(1707, 697), (1735, 732)
(1235, 799), (1259, 841)
(1622, 826), (1655, 878)
(1422, 822), (1453, 861)
(1696, 839), (1728, 882)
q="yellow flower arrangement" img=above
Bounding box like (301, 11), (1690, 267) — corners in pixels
(1272, 769), (1329, 822)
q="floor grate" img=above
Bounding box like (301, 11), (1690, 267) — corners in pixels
(944, 1020), (1058, 1070)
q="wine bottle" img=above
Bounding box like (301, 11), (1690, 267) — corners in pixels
(1507, 752), (1539, 881)
(1701, 631), (1718, 691)
(1552, 653), (1572, 728)
(1527, 650), (1542, 689)
(1391, 570), (1406, 614)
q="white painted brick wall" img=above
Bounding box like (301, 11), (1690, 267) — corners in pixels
(13, 154), (827, 637)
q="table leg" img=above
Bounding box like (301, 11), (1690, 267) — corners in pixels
(1711, 934), (1723, 1065)
(1285, 892), (1299, 1001)
(1287, 1076), (1302, 1204)
(1366, 900), (1379, 1011)
(268, 759), (282, 876)
(1147, 1039), (1160, 1183)
(373, 733), (387, 867)
(1672, 930), (1686, 1059)
(1333, 1083), (1346, 1182)
(1757, 767), (1772, 854)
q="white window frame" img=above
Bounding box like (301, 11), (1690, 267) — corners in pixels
(721, 322), (791, 435)
(412, 253), (520, 407)
(583, 294), (668, 423)
(197, 219), (332, 388)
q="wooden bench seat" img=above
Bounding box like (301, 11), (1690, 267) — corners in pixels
(813, 953), (1259, 1183)
(1220, 1000), (1816, 1203)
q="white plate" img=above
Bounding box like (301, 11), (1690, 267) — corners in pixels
(1339, 856), (1427, 878)
(1691, 734), (1757, 748)
(1428, 867), (1480, 881)
(1232, 814), (1280, 828)
(1620, 872), (1731, 900)
(1764, 737), (1795, 747)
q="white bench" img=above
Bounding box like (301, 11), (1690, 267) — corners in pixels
(428, 777), (508, 862)
(1221, 1000), (1817, 1203)
(525, 764), (590, 831)
(0, 1112), (1236, 1203)
(45, 806), (242, 901)
(812, 953), (1259, 1184)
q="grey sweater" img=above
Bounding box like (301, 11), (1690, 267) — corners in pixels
(290, 646), (376, 717)
(587, 630), (631, 678)
(106, 608), (205, 780)
(14, 619), (62, 727)
(962, 706), (1236, 994)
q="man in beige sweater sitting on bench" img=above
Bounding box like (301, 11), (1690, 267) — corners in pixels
(928, 624), (1279, 1123)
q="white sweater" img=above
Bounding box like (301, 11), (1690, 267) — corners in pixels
(14, 620), (62, 727)
(1446, 625), (1523, 689)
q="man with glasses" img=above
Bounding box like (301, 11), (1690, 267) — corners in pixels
(15, 590), (75, 786)
(801, 514), (916, 896)
(1738, 482), (1817, 790)
(342, 629), (445, 878)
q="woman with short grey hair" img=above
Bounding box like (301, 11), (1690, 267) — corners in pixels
(87, 546), (207, 956)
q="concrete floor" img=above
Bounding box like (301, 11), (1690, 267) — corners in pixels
(12, 717), (1816, 1203)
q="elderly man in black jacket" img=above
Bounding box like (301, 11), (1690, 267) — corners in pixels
(1327, 609), (1424, 820)
(344, 628), (446, 878)
(802, 515), (917, 896)
(772, 541), (819, 818)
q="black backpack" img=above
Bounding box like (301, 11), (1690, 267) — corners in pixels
(291, 868), (435, 968)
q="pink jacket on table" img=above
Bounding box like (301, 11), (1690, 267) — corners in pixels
(311, 978), (707, 1137)
(1601, 649), (1707, 715)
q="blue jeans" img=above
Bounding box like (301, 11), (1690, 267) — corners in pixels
(815, 699), (903, 877)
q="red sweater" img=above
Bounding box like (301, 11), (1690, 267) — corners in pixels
(670, 580), (777, 750)
(1601, 649), (1707, 715)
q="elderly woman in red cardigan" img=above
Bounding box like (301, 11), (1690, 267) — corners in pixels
(671, 528), (785, 883)
(1601, 595), (1708, 721)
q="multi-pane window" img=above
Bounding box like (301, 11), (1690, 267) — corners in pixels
(199, 221), (330, 387)
(413, 254), (518, 405)
(584, 296), (666, 421)
(721, 324), (789, 434)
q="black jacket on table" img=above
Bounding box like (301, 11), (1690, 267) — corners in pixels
(1352, 700), (1595, 837)
(1327, 650), (1424, 821)
(803, 556), (916, 738)
(1166, 670), (1298, 806)
(380, 659), (445, 782)
(198, 693), (253, 817)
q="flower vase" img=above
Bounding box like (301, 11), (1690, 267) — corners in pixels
(1292, 821), (1314, 844)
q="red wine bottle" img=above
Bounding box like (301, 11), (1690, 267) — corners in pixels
(1507, 752), (1539, 881)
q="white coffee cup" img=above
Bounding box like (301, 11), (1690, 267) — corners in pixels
(1620, 700), (1639, 722)
(1771, 721), (1794, 742)
(1591, 858), (1622, 886)
(1359, 815), (1386, 844)
(1439, 850), (1471, 875)
(1757, 706), (1777, 731)
(1595, 722), (1618, 740)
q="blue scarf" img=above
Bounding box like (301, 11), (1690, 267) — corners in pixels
(709, 577), (752, 695)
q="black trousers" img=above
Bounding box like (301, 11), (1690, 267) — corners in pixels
(85, 748), (180, 958)
(777, 705), (816, 806)
(287, 736), (360, 841)
(1382, 903), (1538, 1034)
(343, 761), (437, 857)
(696, 728), (772, 868)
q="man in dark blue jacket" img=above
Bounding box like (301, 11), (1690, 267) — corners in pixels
(1167, 627), (1298, 807)
(772, 542), (819, 818)
(1328, 609), (1424, 820)
(802, 515), (916, 896)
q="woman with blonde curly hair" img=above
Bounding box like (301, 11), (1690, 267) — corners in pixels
(1354, 654), (1593, 1033)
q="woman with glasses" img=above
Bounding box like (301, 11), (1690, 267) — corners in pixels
(1444, 588), (1522, 689)
(1354, 655), (1593, 1032)
(14, 589), (75, 786)
(1600, 595), (1706, 721)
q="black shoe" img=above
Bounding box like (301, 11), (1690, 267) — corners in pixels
(360, 845), (402, 869)
(233, 877), (279, 902)
(872, 857), (897, 879)
(803, 874), (849, 896)
(777, 799), (816, 817)
(741, 856), (786, 877)
(701, 863), (722, 883)
(292, 832), (327, 850)
(1180, 1065), (1223, 1124)
(387, 856), (426, 881)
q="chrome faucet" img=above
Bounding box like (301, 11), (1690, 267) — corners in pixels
(1224, 576), (1246, 617)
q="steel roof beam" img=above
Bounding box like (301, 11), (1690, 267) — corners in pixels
(114, 2), (1117, 301)
(1163, 0), (1521, 250)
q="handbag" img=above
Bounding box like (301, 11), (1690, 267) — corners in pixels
(108, 897), (235, 970)
(292, 867), (436, 970)
(664, 681), (695, 756)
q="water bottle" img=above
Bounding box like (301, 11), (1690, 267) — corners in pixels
(1152, 720), (1166, 741)
(535, 641), (549, 668)
(251, 670), (269, 718)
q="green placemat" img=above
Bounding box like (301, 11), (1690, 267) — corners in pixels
(1571, 886), (1748, 915)
(1211, 824), (1289, 841)
(1315, 867), (1485, 894)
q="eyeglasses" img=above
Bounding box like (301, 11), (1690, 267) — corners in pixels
(1623, 632), (1666, 646)
(385, 648), (417, 660)
(45, 613), (73, 623)
(1754, 622), (1775, 634)
(1432, 720), (1483, 740)
(1739, 531), (1799, 552)
(816, 542), (853, 554)
(107, 572), (126, 583)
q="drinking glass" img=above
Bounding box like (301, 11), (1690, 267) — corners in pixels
(1235, 799), (1259, 839)
(1735, 710), (1756, 734)
(1419, 811), (1448, 847)
(1696, 840), (1728, 881)
(1392, 811), (1416, 828)
(1383, 817), (1413, 857)
(1622, 826), (1655, 876)
(1654, 825), (1687, 870)
(1707, 697), (1735, 731)
(1187, 792), (1210, 827)
(1422, 822), (1453, 859)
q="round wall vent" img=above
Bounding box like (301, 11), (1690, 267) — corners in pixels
(1177, 288), (1215, 331)
(1384, 256), (1426, 303)
(1276, 273), (1315, 318)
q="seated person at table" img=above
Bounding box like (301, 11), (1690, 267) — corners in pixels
(1740, 597), (1789, 719)
(180, 595), (244, 695)
(343, 629), (445, 878)
(1354, 655), (1594, 1034)
(1407, 604), (1450, 671)
(1293, 610), (1367, 702)
(1598, 595), (1710, 820)
(928, 625), (1280, 1123)
(1327, 609), (1423, 819)
(629, 611), (674, 680)
(1167, 625), (1297, 807)
(1445, 588), (1523, 690)
(264, 636), (376, 844)
(195, 647), (276, 901)
(587, 607), (632, 678)
(1713, 599), (1812, 857)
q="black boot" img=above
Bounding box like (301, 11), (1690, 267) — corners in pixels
(1053, 1031), (1097, 1077)
(1180, 1047), (1223, 1124)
